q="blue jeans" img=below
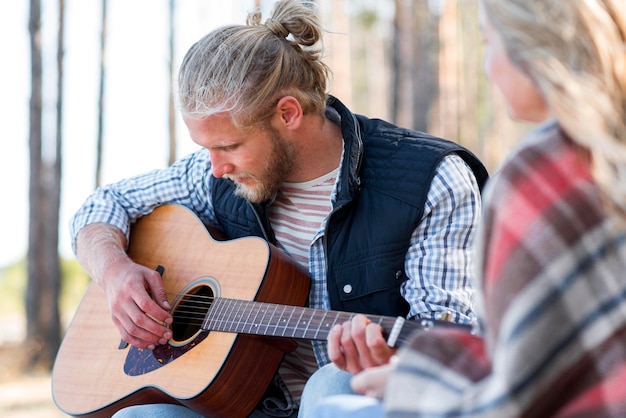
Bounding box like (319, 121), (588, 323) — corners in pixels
(112, 404), (202, 418)
(308, 395), (383, 418)
(112, 404), (296, 418)
(298, 363), (355, 418)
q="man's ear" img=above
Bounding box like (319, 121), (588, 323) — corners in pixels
(274, 96), (303, 130)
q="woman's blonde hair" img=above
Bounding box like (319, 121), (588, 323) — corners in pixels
(482, 0), (626, 221)
(177, 0), (329, 128)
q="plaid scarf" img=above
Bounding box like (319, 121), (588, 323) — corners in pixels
(384, 120), (626, 417)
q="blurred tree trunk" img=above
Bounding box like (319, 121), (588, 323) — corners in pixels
(455, 0), (481, 150)
(95, 0), (107, 187)
(167, 0), (177, 166)
(27, 0), (43, 363)
(47, 0), (64, 359)
(391, 0), (413, 127)
(390, 0), (440, 132)
(430, 0), (463, 143)
(26, 0), (63, 371)
(412, 0), (439, 132)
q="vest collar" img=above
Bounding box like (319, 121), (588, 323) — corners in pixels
(326, 95), (363, 205)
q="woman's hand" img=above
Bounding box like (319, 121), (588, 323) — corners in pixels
(350, 358), (398, 399)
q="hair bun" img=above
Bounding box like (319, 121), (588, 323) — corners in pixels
(265, 18), (289, 38)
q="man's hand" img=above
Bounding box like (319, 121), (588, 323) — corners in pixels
(327, 314), (397, 374)
(76, 223), (173, 350)
(103, 259), (173, 349)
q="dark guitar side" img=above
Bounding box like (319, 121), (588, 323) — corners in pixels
(51, 204), (310, 418)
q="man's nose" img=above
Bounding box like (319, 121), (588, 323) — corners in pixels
(209, 150), (234, 178)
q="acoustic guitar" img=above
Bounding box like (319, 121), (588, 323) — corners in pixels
(51, 204), (468, 418)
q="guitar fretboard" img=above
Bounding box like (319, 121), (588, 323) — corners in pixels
(202, 297), (406, 343)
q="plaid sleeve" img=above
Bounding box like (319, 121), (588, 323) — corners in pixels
(69, 148), (217, 253)
(401, 154), (481, 324)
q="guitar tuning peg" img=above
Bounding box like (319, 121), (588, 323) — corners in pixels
(437, 310), (454, 322)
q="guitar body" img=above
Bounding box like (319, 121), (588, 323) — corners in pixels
(52, 205), (310, 417)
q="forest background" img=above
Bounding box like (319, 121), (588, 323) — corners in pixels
(0, 0), (527, 416)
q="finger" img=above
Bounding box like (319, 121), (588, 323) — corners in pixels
(350, 369), (370, 394)
(350, 364), (393, 400)
(350, 315), (377, 369)
(145, 267), (172, 312)
(327, 324), (346, 368)
(350, 367), (382, 399)
(111, 295), (172, 348)
(130, 296), (173, 343)
(135, 286), (172, 327)
(365, 323), (396, 365)
(339, 321), (357, 356)
(111, 311), (163, 349)
(340, 320), (367, 374)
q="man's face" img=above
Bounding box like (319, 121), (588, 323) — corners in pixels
(184, 114), (295, 203)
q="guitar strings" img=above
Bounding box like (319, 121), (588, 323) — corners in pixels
(164, 292), (213, 327)
(157, 292), (459, 344)
(159, 292), (315, 334)
(158, 292), (284, 330)
(152, 291), (467, 344)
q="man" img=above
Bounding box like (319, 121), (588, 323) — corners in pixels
(69, 0), (487, 417)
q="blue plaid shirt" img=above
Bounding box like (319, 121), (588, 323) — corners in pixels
(70, 148), (480, 366)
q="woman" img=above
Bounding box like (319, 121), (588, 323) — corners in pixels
(312, 0), (626, 416)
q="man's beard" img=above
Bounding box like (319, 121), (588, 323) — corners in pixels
(225, 127), (296, 203)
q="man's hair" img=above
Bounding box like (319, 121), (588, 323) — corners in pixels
(482, 0), (626, 221)
(177, 0), (329, 129)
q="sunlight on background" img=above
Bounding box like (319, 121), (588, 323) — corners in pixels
(0, 0), (274, 268)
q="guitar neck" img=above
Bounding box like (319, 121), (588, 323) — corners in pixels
(201, 298), (467, 347)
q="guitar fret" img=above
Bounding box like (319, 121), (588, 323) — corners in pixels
(211, 298), (223, 332)
(260, 302), (273, 333)
(242, 300), (256, 333)
(217, 298), (233, 332)
(282, 306), (297, 337)
(231, 299), (242, 332)
(235, 299), (251, 334)
(248, 301), (266, 335)
(303, 309), (324, 340)
(292, 308), (306, 338)
(206, 298), (216, 330)
(313, 311), (343, 338)
(202, 297), (220, 331)
(230, 299), (244, 332)
(260, 305), (278, 335)
(275, 304), (288, 336)
(312, 310), (328, 340)
(301, 310), (313, 339)
(267, 305), (285, 335)
(217, 298), (231, 332)
(201, 298), (213, 330)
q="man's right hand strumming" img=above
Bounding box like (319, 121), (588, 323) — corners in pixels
(76, 223), (173, 350)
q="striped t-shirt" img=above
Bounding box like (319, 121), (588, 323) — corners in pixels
(268, 168), (338, 403)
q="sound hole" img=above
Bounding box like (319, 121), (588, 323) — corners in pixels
(171, 285), (214, 343)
